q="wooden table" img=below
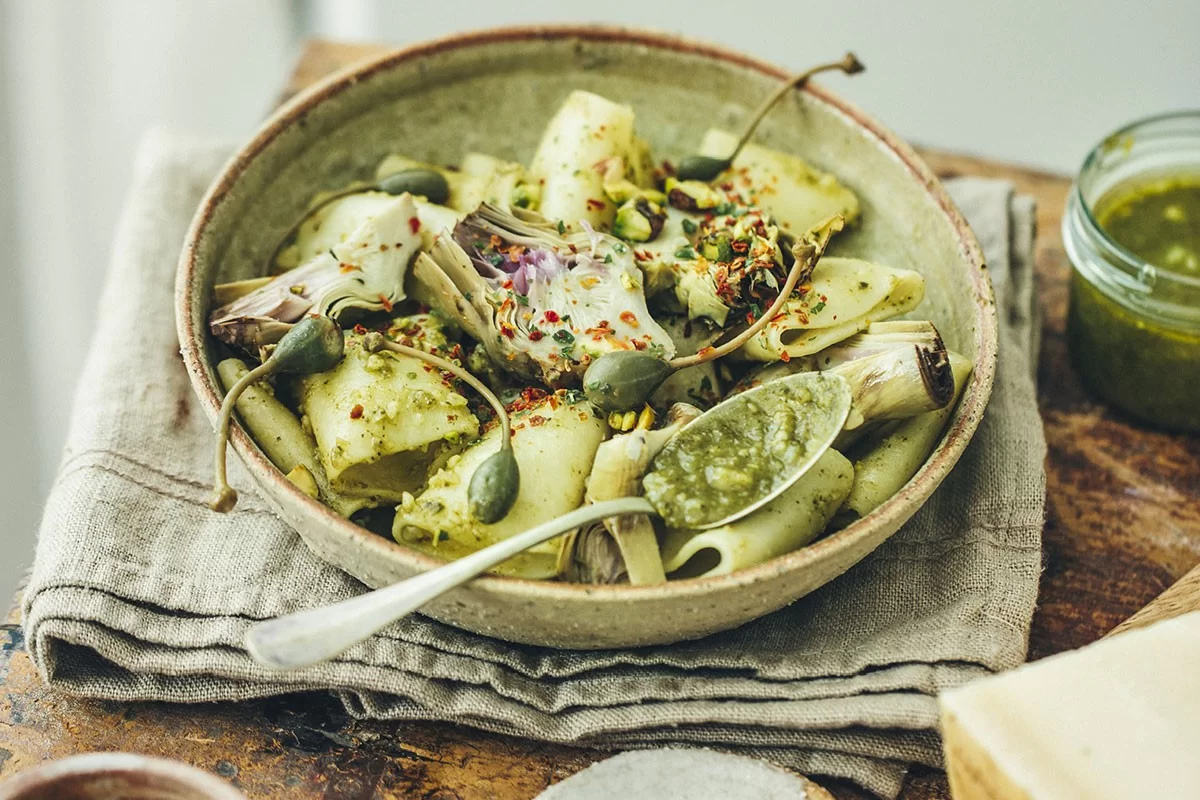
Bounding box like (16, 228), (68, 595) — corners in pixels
(2, 40), (1198, 800)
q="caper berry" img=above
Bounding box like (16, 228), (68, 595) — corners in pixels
(271, 315), (345, 375)
(377, 168), (450, 205)
(468, 448), (521, 524)
(582, 351), (675, 414)
(210, 315), (346, 512)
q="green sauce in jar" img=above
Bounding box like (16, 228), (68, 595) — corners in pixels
(1063, 113), (1200, 432)
(1095, 177), (1200, 277)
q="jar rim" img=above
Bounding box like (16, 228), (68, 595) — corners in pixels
(1072, 109), (1200, 295)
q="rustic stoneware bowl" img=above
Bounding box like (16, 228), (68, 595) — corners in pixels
(177, 26), (995, 649)
(0, 753), (246, 800)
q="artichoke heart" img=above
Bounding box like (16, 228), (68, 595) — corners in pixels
(412, 203), (677, 387)
(210, 194), (424, 350)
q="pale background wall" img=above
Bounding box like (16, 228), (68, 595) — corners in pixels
(0, 0), (1197, 600)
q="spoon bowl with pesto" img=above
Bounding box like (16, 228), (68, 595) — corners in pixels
(178, 26), (996, 649)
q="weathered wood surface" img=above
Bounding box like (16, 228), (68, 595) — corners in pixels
(2, 40), (1198, 800)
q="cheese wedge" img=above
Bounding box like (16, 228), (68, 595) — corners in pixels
(940, 610), (1200, 799)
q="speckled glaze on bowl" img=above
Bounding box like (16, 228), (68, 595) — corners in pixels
(176, 25), (995, 649)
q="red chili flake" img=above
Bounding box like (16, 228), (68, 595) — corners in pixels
(528, 414), (547, 427)
(779, 351), (791, 363)
(745, 312), (757, 325)
(544, 310), (560, 323)
(409, 217), (421, 234)
(731, 240), (749, 254)
(500, 325), (515, 339)
(548, 394), (560, 410)
(719, 182), (734, 192)
(697, 346), (715, 357)
(349, 404), (364, 419)
(353, 323), (368, 335)
(598, 319), (610, 328)
(447, 414), (457, 422)
(339, 263), (361, 273)
(377, 294), (394, 312)
(632, 339), (647, 350)
(634, 249), (652, 261)
(501, 279), (514, 291)
(586, 198), (606, 211)
(528, 329), (544, 342)
(506, 386), (550, 415)
(489, 234), (503, 249)
(619, 310), (638, 327)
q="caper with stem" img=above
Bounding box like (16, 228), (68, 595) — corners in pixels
(210, 314), (345, 512)
(360, 332), (520, 525)
(674, 52), (865, 182)
(582, 214), (845, 413)
(266, 168), (451, 270)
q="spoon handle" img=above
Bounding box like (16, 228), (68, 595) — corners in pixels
(244, 496), (657, 669)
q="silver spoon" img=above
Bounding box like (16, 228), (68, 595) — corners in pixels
(245, 372), (851, 669)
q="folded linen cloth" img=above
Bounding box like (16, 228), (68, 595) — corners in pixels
(23, 131), (1045, 799)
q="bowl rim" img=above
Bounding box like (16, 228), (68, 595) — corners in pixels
(176, 23), (996, 604)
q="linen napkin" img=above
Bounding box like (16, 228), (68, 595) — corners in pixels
(22, 131), (1045, 799)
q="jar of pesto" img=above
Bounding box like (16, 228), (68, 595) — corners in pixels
(1063, 111), (1200, 432)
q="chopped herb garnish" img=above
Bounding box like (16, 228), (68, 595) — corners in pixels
(557, 220), (567, 234)
(515, 293), (529, 306)
(811, 301), (826, 314)
(681, 218), (698, 235)
(675, 246), (697, 260)
(487, 253), (504, 267)
(613, 242), (627, 253)
(552, 329), (576, 344)
(604, 253), (613, 264)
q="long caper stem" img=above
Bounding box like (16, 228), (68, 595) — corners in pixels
(210, 359), (277, 512)
(727, 52), (865, 165)
(266, 186), (369, 273)
(366, 336), (512, 449)
(668, 215), (843, 370)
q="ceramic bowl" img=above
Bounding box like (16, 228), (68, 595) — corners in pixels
(176, 25), (995, 649)
(0, 753), (246, 800)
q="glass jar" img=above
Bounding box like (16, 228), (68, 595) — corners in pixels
(1062, 111), (1200, 432)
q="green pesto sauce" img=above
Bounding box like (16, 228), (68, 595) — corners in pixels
(1068, 175), (1200, 432)
(642, 373), (849, 529)
(1096, 176), (1200, 276)
(1068, 270), (1200, 431)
